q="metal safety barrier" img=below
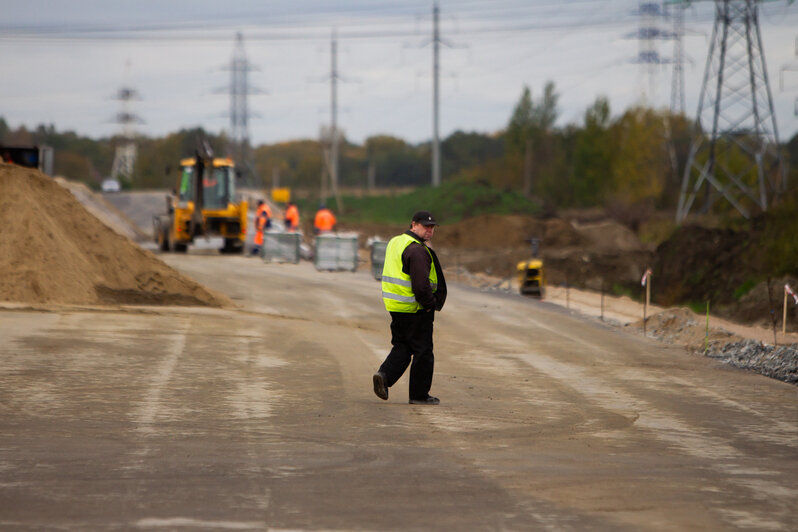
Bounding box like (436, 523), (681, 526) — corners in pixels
(262, 231), (301, 264)
(314, 233), (359, 272)
(369, 240), (387, 280)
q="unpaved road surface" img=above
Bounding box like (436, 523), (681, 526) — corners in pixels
(1, 255), (797, 531)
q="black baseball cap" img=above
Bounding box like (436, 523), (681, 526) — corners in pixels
(411, 211), (437, 226)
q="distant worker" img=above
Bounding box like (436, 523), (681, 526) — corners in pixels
(284, 201), (300, 232)
(256, 199), (272, 227)
(313, 204), (336, 234)
(372, 211), (447, 405)
(251, 207), (269, 256)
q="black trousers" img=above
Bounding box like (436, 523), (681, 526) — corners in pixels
(379, 310), (435, 400)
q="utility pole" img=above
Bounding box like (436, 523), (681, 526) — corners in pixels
(432, 0), (441, 187)
(677, 0), (785, 222)
(330, 28), (341, 207)
(415, 0), (461, 187)
(317, 29), (345, 211)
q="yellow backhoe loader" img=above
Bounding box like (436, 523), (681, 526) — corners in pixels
(154, 152), (248, 253)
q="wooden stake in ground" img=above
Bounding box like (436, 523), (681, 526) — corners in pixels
(641, 268), (652, 334)
(705, 301), (710, 354)
(766, 277), (777, 346)
(784, 288), (789, 336)
(785, 284), (798, 337)
(600, 279), (605, 322)
(565, 274), (569, 310)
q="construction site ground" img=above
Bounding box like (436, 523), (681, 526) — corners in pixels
(2, 254), (798, 530)
(2, 171), (797, 530)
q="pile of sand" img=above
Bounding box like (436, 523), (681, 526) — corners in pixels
(55, 177), (148, 242)
(0, 163), (231, 307)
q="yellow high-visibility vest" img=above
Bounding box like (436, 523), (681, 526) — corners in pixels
(381, 233), (438, 313)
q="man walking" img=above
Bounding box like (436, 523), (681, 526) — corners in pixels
(373, 211), (447, 405)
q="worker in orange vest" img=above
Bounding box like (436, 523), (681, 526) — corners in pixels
(256, 199), (272, 223)
(252, 202), (271, 256)
(314, 204), (336, 234)
(284, 201), (300, 232)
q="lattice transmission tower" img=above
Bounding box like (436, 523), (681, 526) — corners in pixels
(220, 32), (263, 185)
(110, 62), (143, 183)
(629, 2), (674, 102)
(780, 36), (798, 116)
(676, 0), (785, 222)
(668, 2), (688, 114)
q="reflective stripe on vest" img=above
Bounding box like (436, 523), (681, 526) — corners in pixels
(381, 233), (438, 313)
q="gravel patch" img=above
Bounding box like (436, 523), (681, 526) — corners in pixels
(706, 340), (798, 385)
(632, 308), (798, 387)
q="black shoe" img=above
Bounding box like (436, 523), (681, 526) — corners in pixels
(373, 372), (388, 400)
(409, 395), (440, 405)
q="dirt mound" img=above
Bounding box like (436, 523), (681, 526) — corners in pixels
(720, 276), (798, 332)
(434, 214), (652, 286)
(0, 164), (231, 307)
(55, 177), (149, 242)
(572, 220), (647, 253)
(653, 224), (757, 306)
(347, 214), (584, 250)
(347, 214), (653, 287)
(631, 307), (743, 351)
(434, 214), (583, 249)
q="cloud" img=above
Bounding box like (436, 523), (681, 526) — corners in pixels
(1, 0), (796, 145)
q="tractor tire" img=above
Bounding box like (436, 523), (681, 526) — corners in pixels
(221, 238), (244, 254)
(158, 227), (171, 252)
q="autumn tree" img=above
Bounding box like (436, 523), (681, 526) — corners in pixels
(505, 82), (559, 198)
(442, 130), (503, 178)
(572, 96), (613, 206)
(609, 106), (670, 207)
(363, 135), (428, 188)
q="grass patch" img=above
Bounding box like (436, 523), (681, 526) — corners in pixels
(611, 283), (635, 299)
(687, 301), (709, 314)
(297, 180), (541, 225)
(733, 278), (759, 301)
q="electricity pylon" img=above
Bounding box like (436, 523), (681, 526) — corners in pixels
(110, 62), (143, 183)
(780, 36), (798, 116)
(669, 2), (687, 114)
(676, 0), (785, 222)
(628, 2), (673, 102)
(220, 32), (263, 185)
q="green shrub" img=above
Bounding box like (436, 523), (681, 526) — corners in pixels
(733, 278), (758, 301)
(687, 301), (708, 314)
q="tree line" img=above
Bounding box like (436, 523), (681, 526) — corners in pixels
(2, 81), (796, 218)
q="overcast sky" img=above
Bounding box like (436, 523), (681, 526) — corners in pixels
(1, 0), (797, 146)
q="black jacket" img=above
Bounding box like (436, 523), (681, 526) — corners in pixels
(400, 230), (447, 311)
